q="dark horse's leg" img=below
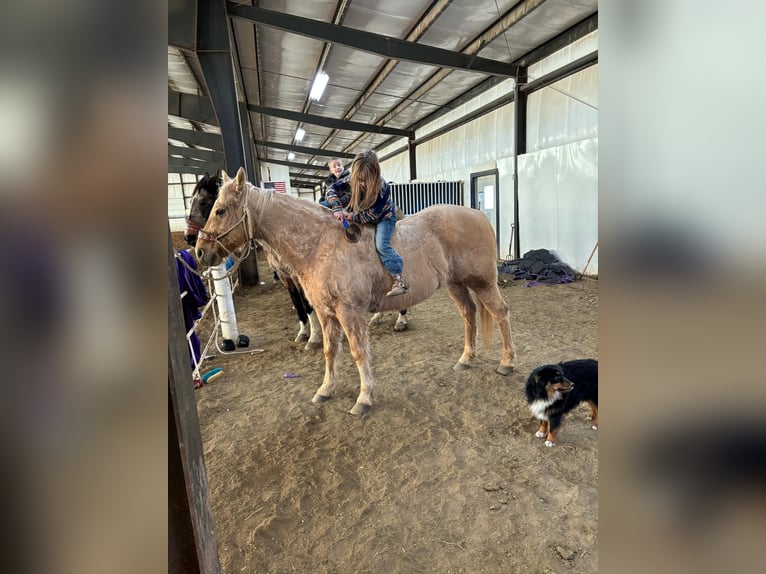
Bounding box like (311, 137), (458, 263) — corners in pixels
(281, 275), (322, 350)
(368, 309), (409, 331)
(393, 309), (408, 331)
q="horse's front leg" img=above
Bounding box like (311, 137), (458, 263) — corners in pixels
(338, 309), (376, 415)
(311, 311), (343, 404)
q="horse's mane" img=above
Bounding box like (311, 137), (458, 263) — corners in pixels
(243, 181), (331, 222)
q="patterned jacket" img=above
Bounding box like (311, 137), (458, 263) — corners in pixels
(326, 177), (396, 224)
(320, 168), (350, 203)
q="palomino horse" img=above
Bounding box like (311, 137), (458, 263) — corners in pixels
(196, 167), (516, 415)
(185, 171), (408, 344)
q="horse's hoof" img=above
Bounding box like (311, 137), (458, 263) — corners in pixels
(496, 365), (514, 376)
(304, 341), (322, 351)
(393, 323), (408, 332)
(294, 333), (309, 343)
(453, 361), (471, 371)
(312, 393), (331, 403)
(350, 403), (371, 415)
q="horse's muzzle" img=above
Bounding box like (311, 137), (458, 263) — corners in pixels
(195, 244), (220, 267)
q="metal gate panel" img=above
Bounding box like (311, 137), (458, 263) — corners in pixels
(389, 181), (463, 215)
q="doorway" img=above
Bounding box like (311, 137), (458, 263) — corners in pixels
(470, 169), (500, 256)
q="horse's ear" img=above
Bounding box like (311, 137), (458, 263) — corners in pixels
(234, 167), (246, 192)
(220, 170), (230, 183)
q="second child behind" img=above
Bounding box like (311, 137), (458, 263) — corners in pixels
(325, 150), (408, 297)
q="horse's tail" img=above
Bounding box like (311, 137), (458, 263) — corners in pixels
(479, 298), (493, 349)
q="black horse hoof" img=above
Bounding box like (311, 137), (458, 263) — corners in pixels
(237, 334), (250, 348)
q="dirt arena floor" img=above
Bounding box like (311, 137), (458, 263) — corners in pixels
(174, 236), (598, 573)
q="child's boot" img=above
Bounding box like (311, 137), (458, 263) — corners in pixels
(386, 274), (409, 297)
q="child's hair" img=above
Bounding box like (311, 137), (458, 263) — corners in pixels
(349, 150), (382, 212)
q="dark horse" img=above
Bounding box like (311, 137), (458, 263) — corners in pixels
(184, 172), (407, 349)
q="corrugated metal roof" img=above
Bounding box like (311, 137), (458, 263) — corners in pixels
(168, 0), (597, 178)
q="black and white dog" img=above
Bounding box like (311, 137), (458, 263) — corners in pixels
(525, 359), (598, 447)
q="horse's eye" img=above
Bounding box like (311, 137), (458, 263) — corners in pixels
(215, 208), (225, 216)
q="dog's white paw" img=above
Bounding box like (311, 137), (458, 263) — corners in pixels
(544, 440), (556, 448)
(592, 424), (598, 431)
(535, 431), (546, 438)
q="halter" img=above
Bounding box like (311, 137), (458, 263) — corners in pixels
(196, 187), (257, 279)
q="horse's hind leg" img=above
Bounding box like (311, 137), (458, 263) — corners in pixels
(311, 311), (343, 404)
(473, 285), (516, 375)
(337, 308), (376, 415)
(306, 310), (322, 350)
(447, 283), (478, 371)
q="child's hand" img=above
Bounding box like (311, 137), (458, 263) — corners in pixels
(332, 211), (345, 222)
(343, 212), (353, 221)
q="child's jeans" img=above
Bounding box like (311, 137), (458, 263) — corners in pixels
(374, 216), (403, 276)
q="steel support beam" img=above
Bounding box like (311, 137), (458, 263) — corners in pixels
(227, 2), (518, 77)
(169, 145), (225, 163)
(168, 90), (219, 125)
(260, 158), (328, 172)
(169, 164), (217, 175)
(289, 172), (325, 181)
(521, 51), (598, 93)
(197, 0), (250, 176)
(314, 0), (452, 167)
(408, 137), (417, 181)
(516, 12), (598, 67)
(383, 50), (597, 156)
(512, 68), (528, 261)
(168, 126), (224, 151)
(169, 157), (221, 173)
(342, 0), (548, 153)
(291, 181), (320, 189)
(254, 140), (355, 159)
(247, 103), (411, 137)
(372, 6), (595, 154)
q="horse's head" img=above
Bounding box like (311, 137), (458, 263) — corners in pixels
(195, 167), (251, 267)
(184, 169), (221, 245)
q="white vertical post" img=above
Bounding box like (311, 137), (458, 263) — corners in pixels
(211, 263), (239, 341)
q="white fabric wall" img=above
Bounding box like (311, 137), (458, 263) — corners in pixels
(518, 137), (598, 273)
(527, 65), (598, 152)
(379, 143), (410, 183)
(374, 31), (599, 272)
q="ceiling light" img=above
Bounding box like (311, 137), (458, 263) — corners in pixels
(295, 127), (305, 142)
(309, 70), (329, 101)
(287, 152), (295, 160)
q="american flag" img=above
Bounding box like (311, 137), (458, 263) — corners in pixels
(264, 181), (287, 193)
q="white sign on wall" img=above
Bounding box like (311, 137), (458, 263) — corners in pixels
(483, 185), (494, 209)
